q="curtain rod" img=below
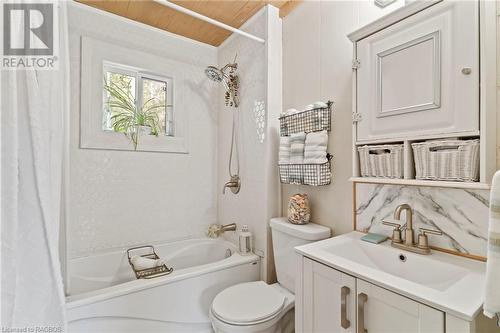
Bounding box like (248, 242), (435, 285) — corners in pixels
(152, 0), (266, 44)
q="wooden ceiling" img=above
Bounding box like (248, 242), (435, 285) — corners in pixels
(77, 0), (301, 46)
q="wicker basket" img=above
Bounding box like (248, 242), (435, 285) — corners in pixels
(358, 144), (404, 178)
(411, 139), (480, 182)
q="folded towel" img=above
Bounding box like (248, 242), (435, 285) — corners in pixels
(304, 104), (314, 111)
(313, 101), (328, 108)
(303, 130), (328, 163)
(130, 255), (165, 270)
(281, 108), (299, 117)
(290, 132), (306, 143)
(305, 151), (327, 159)
(484, 171), (500, 325)
(280, 136), (291, 145)
(291, 143), (305, 153)
(305, 130), (328, 146)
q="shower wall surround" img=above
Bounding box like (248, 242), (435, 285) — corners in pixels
(217, 6), (282, 281)
(355, 183), (490, 257)
(67, 3), (219, 259)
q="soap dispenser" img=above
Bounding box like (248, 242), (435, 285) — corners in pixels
(238, 225), (253, 255)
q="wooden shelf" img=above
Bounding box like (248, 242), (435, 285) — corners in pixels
(349, 177), (490, 190)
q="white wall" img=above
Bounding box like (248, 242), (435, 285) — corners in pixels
(282, 0), (405, 235)
(67, 3), (219, 259)
(217, 6), (282, 281)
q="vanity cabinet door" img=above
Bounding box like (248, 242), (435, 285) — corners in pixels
(356, 0), (479, 142)
(357, 279), (444, 333)
(303, 258), (356, 333)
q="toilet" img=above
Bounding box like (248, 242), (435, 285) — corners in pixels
(209, 217), (331, 333)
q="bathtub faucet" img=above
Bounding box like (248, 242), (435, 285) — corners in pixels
(207, 223), (237, 238)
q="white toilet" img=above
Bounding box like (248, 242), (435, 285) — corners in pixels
(210, 217), (331, 333)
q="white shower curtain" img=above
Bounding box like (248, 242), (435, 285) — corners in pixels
(1, 1), (69, 330)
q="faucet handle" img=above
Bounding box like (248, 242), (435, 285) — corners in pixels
(417, 228), (443, 250)
(382, 220), (402, 244)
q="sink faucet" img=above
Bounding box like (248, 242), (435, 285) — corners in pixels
(383, 204), (442, 255)
(394, 203), (413, 246)
(223, 175), (241, 194)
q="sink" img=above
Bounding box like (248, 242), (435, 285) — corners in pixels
(295, 231), (486, 321)
(325, 238), (468, 291)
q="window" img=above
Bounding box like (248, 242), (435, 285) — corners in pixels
(80, 36), (188, 153)
(102, 63), (174, 137)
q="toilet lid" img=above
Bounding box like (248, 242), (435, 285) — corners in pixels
(211, 281), (286, 325)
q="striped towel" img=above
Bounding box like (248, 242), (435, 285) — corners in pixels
(279, 136), (291, 164)
(290, 132), (306, 164)
(484, 170), (500, 326)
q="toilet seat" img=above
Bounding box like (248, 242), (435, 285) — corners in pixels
(211, 281), (286, 326)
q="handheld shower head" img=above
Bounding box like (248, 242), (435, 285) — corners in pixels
(205, 66), (224, 82)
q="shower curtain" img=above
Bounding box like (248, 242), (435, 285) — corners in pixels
(1, 1), (69, 330)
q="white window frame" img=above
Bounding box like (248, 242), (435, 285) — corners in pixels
(102, 62), (175, 136)
(81, 36), (188, 153)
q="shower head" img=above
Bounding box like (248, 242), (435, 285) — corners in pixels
(205, 66), (224, 82)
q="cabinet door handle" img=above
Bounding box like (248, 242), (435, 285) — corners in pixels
(341, 286), (350, 329)
(357, 293), (368, 333)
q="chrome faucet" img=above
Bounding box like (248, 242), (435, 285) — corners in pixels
(383, 204), (442, 255)
(223, 175), (241, 194)
(207, 223), (237, 238)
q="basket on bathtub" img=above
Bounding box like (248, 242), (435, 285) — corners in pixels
(127, 245), (173, 279)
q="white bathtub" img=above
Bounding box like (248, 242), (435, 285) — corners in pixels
(66, 238), (260, 332)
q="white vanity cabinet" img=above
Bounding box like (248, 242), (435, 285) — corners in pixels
(302, 258), (356, 333)
(298, 257), (444, 333)
(357, 279), (444, 333)
(352, 0), (479, 142)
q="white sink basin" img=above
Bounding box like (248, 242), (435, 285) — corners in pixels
(325, 238), (468, 291)
(295, 231), (486, 321)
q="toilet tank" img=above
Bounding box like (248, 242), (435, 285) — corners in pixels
(270, 217), (331, 293)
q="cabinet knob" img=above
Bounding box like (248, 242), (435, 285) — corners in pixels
(461, 67), (472, 75)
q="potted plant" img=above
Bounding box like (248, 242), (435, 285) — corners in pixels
(104, 78), (164, 150)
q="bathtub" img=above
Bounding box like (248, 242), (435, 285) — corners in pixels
(66, 238), (260, 332)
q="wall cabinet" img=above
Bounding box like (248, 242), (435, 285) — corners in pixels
(299, 258), (444, 333)
(354, 0), (479, 143)
(348, 0), (497, 186)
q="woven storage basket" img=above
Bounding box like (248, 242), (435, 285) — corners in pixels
(411, 139), (480, 182)
(358, 144), (404, 178)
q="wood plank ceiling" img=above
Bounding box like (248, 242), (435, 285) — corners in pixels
(77, 0), (301, 46)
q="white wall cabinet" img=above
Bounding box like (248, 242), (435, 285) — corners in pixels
(299, 257), (444, 333)
(354, 0), (479, 143)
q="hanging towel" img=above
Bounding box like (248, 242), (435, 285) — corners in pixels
(279, 136), (291, 164)
(484, 170), (500, 326)
(304, 130), (328, 164)
(290, 132), (306, 164)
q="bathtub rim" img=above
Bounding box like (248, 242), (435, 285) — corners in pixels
(66, 252), (259, 309)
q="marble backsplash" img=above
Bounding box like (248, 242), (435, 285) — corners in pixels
(355, 183), (490, 257)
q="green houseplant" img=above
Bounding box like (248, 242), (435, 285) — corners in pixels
(104, 77), (164, 150)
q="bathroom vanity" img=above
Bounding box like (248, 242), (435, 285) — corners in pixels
(294, 232), (486, 333)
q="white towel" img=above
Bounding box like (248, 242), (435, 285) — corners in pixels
(279, 136), (291, 164)
(280, 108), (299, 117)
(290, 132), (306, 143)
(130, 255), (165, 270)
(289, 132), (306, 163)
(304, 131), (328, 164)
(484, 171), (500, 325)
(305, 130), (328, 146)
